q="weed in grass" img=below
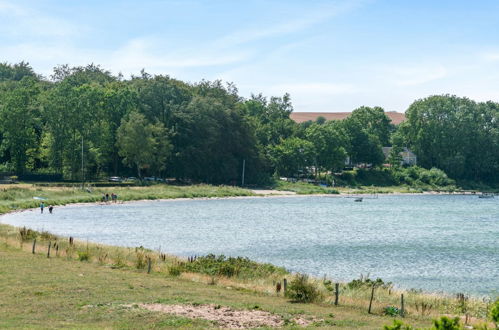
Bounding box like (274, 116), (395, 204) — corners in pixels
(111, 251), (127, 269)
(168, 265), (182, 276)
(77, 251), (90, 261)
(384, 306), (401, 316)
(415, 299), (433, 316)
(134, 247), (147, 269)
(19, 227), (37, 241)
(40, 230), (58, 241)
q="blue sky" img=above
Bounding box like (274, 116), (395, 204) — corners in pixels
(1, 0), (499, 112)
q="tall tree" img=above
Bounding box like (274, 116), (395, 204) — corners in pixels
(116, 112), (171, 178)
(0, 77), (41, 173)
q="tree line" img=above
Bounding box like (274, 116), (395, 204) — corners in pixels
(0, 62), (497, 185)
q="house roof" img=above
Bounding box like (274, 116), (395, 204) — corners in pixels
(290, 111), (406, 125)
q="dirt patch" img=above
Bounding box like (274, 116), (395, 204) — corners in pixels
(138, 303), (314, 328)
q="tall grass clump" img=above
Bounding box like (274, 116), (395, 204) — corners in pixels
(285, 273), (323, 303)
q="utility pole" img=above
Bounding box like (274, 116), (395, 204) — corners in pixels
(241, 159), (246, 186)
(81, 135), (84, 188)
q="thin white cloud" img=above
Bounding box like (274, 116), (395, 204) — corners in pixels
(109, 38), (252, 71)
(214, 0), (365, 47)
(481, 52), (499, 61)
(0, 0), (81, 38)
(269, 82), (357, 95)
(391, 65), (447, 86)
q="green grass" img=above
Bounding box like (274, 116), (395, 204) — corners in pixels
(0, 183), (254, 215)
(273, 181), (340, 194)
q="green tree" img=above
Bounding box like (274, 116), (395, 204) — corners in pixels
(349, 106), (393, 146)
(402, 95), (499, 182)
(305, 122), (347, 176)
(341, 118), (384, 167)
(0, 77), (41, 174)
(116, 112), (171, 178)
(270, 137), (315, 177)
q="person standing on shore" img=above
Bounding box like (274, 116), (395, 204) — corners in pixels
(48, 205), (53, 214)
(40, 202), (45, 214)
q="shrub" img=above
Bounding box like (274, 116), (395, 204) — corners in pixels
(347, 275), (392, 290)
(384, 306), (400, 317)
(383, 320), (414, 330)
(432, 316), (461, 330)
(179, 254), (287, 279)
(168, 265), (182, 276)
(285, 274), (322, 303)
(77, 251), (90, 261)
(490, 298), (499, 326)
(19, 227), (37, 241)
(135, 248), (147, 269)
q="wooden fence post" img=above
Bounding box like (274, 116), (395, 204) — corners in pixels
(32, 239), (36, 254)
(400, 294), (405, 317)
(334, 283), (339, 306)
(47, 241), (51, 258)
(368, 285), (375, 314)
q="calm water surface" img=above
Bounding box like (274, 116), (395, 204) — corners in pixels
(2, 195), (498, 295)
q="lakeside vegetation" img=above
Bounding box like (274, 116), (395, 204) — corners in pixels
(0, 62), (498, 189)
(0, 183), (253, 215)
(1, 223), (497, 329)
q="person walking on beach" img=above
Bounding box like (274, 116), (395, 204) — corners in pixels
(48, 205), (53, 214)
(40, 202), (45, 214)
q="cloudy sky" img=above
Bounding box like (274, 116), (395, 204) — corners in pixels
(1, 0), (499, 112)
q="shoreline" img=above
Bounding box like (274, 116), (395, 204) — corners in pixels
(0, 188), (482, 217)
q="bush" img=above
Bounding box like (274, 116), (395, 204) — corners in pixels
(490, 298), (499, 326)
(383, 320), (414, 330)
(168, 265), (182, 276)
(179, 254), (288, 279)
(285, 274), (322, 303)
(432, 316), (461, 330)
(19, 227), (37, 241)
(347, 275), (392, 290)
(383, 306), (400, 317)
(77, 251), (90, 261)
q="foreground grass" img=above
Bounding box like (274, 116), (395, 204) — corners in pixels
(0, 224), (494, 329)
(0, 183), (254, 215)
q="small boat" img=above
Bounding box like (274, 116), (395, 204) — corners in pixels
(354, 197), (363, 202)
(478, 193), (494, 199)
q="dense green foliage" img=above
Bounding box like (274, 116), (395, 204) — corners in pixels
(0, 63), (497, 186)
(178, 254), (288, 279)
(399, 95), (499, 184)
(490, 298), (499, 325)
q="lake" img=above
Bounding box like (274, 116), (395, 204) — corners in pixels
(1, 194), (498, 296)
